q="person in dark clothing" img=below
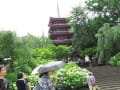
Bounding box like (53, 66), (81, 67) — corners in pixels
(91, 55), (98, 67)
(16, 72), (31, 90)
(0, 65), (9, 90)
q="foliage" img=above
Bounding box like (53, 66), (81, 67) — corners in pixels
(0, 30), (54, 90)
(0, 31), (17, 72)
(80, 47), (97, 58)
(0, 30), (72, 90)
(51, 62), (89, 90)
(0, 31), (34, 73)
(7, 74), (39, 90)
(26, 75), (39, 87)
(69, 6), (87, 52)
(21, 34), (53, 49)
(37, 59), (55, 66)
(0, 30), (54, 72)
(6, 73), (17, 90)
(0, 31), (16, 57)
(109, 52), (120, 66)
(54, 45), (72, 60)
(70, 0), (120, 55)
(20, 64), (32, 74)
(96, 22), (120, 63)
(13, 37), (33, 71)
(69, 5), (99, 53)
(32, 45), (71, 61)
(35, 48), (55, 59)
(86, 0), (120, 24)
(39, 35), (53, 48)
(21, 34), (41, 48)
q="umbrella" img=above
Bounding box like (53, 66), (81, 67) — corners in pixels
(31, 65), (43, 75)
(38, 61), (66, 73)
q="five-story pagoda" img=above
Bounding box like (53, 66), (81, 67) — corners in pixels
(48, 17), (73, 45)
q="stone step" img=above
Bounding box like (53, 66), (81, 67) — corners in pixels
(87, 65), (120, 90)
(97, 84), (119, 87)
(96, 82), (120, 85)
(100, 87), (120, 90)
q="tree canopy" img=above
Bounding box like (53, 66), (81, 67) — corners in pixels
(96, 22), (120, 64)
(69, 0), (120, 58)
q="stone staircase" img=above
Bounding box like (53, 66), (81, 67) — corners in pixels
(87, 66), (120, 90)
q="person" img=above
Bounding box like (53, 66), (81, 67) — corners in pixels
(87, 73), (96, 90)
(16, 72), (31, 90)
(39, 71), (55, 90)
(91, 55), (97, 67)
(67, 57), (71, 63)
(85, 55), (91, 67)
(33, 71), (55, 90)
(0, 65), (9, 90)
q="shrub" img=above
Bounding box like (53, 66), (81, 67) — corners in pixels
(51, 62), (89, 90)
(36, 48), (56, 59)
(26, 75), (39, 87)
(109, 52), (120, 66)
(54, 45), (72, 59)
(6, 73), (17, 90)
(117, 61), (120, 66)
(20, 64), (32, 74)
(80, 47), (97, 58)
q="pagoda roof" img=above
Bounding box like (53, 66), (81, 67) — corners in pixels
(50, 17), (66, 20)
(48, 17), (67, 25)
(49, 24), (70, 31)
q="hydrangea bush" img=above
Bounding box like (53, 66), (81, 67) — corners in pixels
(51, 62), (89, 90)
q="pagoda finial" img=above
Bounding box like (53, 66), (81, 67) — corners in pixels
(57, 0), (60, 17)
(42, 30), (45, 37)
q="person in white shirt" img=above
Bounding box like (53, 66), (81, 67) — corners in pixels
(85, 55), (91, 67)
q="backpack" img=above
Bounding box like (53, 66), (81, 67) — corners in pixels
(24, 80), (31, 90)
(89, 76), (95, 86)
(33, 77), (50, 90)
(39, 77), (50, 89)
(0, 78), (8, 90)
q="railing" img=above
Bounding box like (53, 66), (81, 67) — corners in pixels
(49, 24), (70, 28)
(50, 31), (73, 35)
(53, 39), (73, 45)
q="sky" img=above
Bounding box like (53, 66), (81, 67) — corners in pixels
(0, 0), (85, 37)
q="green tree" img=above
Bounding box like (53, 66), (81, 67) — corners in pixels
(96, 22), (120, 64)
(21, 34), (41, 48)
(86, 0), (120, 25)
(54, 45), (72, 60)
(21, 34), (53, 49)
(69, 6), (98, 53)
(39, 35), (53, 48)
(0, 31), (33, 72)
(0, 31), (16, 71)
(13, 37), (32, 72)
(69, 0), (120, 56)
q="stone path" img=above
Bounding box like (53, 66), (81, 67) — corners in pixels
(87, 65), (120, 90)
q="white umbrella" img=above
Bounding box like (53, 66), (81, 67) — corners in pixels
(38, 61), (66, 74)
(31, 65), (43, 75)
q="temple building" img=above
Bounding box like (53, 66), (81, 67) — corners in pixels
(48, 17), (73, 45)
